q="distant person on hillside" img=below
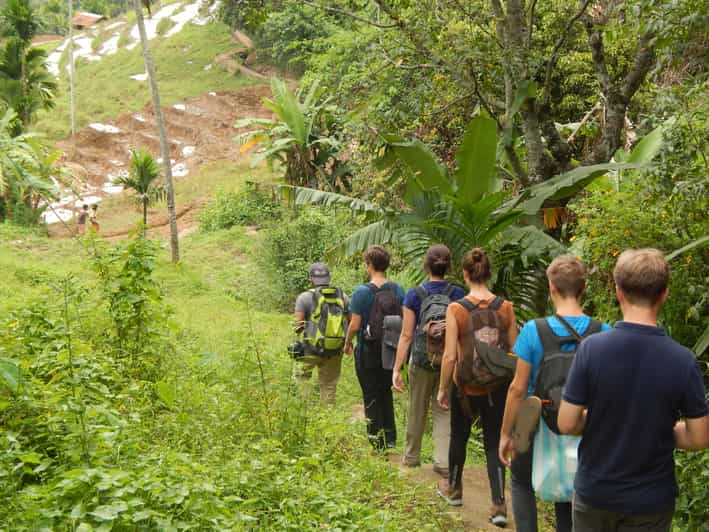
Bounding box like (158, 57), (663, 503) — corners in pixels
(392, 244), (465, 477)
(559, 248), (709, 532)
(293, 263), (349, 405)
(437, 248), (518, 527)
(89, 204), (99, 233)
(77, 204), (89, 235)
(498, 255), (610, 532)
(345, 245), (405, 450)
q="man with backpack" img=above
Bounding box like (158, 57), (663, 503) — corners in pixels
(294, 262), (349, 405)
(392, 244), (465, 476)
(437, 248), (518, 527)
(345, 245), (405, 450)
(498, 255), (610, 532)
(559, 249), (709, 531)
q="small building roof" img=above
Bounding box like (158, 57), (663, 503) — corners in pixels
(72, 12), (105, 28)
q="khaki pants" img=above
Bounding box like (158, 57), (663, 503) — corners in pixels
(295, 354), (343, 405)
(404, 364), (450, 469)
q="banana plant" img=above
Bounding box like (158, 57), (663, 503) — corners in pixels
(234, 78), (351, 191)
(287, 115), (645, 318)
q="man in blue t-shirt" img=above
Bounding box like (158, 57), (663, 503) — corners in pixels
(559, 249), (709, 532)
(345, 245), (405, 449)
(499, 255), (610, 532)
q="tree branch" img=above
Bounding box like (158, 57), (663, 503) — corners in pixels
(300, 0), (398, 28)
(542, 0), (594, 100)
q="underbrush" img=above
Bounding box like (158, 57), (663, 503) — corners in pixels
(199, 183), (282, 231)
(0, 232), (456, 530)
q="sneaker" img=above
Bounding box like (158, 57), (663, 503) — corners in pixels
(513, 396), (542, 454)
(402, 459), (420, 468)
(435, 479), (462, 506)
(490, 511), (507, 528)
(432, 465), (449, 478)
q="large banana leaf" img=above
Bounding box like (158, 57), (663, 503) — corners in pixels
(513, 162), (645, 215)
(334, 219), (393, 257)
(693, 324), (709, 356)
(454, 116), (498, 203)
(266, 78), (307, 145)
(388, 138), (450, 196)
(286, 185), (381, 214)
(627, 123), (665, 164)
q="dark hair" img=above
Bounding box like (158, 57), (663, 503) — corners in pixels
(82, 204), (88, 210)
(546, 255), (586, 299)
(613, 248), (669, 305)
(424, 244), (451, 277)
(461, 247), (491, 283)
(91, 204), (98, 210)
(363, 245), (390, 272)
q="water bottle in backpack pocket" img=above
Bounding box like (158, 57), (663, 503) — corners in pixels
(533, 315), (602, 434)
(455, 297), (517, 392)
(411, 285), (457, 370)
(304, 287), (347, 356)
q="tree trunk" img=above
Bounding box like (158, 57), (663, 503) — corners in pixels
(142, 199), (147, 236)
(133, 0), (179, 262)
(68, 0), (76, 143)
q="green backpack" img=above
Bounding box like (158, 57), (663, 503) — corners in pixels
(304, 287), (347, 356)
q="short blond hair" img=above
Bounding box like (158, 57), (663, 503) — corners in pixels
(613, 248), (669, 305)
(546, 255), (586, 298)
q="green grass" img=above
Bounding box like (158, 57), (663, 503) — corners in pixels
(34, 21), (265, 141)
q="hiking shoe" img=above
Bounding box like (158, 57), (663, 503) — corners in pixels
(402, 459), (420, 468)
(490, 510), (507, 528)
(513, 396), (542, 454)
(432, 465), (449, 478)
(435, 479), (462, 506)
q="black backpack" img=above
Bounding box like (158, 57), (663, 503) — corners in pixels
(364, 283), (402, 358)
(411, 284), (457, 369)
(533, 315), (602, 434)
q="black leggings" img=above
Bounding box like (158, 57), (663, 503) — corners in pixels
(448, 382), (508, 505)
(356, 364), (396, 449)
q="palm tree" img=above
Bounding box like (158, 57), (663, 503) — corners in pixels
(115, 148), (166, 235)
(235, 78), (351, 191)
(290, 116), (641, 319)
(0, 0), (56, 131)
(133, 0), (179, 261)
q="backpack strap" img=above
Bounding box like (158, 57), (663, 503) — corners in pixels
(414, 285), (427, 302)
(457, 298), (478, 313)
(366, 282), (379, 295)
(489, 296), (504, 311)
(584, 319), (602, 337)
(535, 318), (576, 352)
(554, 314), (583, 343)
(443, 284), (457, 298)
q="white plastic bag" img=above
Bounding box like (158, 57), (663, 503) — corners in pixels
(532, 418), (580, 502)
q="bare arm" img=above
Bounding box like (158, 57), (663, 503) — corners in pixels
(506, 304), (519, 347)
(344, 313), (362, 355)
(558, 400), (586, 435)
(674, 416), (709, 451)
(392, 306), (416, 392)
(294, 311), (306, 334)
(437, 305), (459, 409)
(499, 360), (532, 466)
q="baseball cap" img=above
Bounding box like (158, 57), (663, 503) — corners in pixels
(309, 262), (331, 286)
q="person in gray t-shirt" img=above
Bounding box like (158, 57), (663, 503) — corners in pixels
(293, 263), (349, 404)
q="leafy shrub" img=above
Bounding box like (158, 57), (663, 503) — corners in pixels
(200, 184), (282, 231)
(156, 17), (174, 36)
(570, 182), (708, 352)
(261, 207), (351, 304)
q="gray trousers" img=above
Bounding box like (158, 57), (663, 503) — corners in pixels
(573, 496), (674, 532)
(403, 364), (450, 469)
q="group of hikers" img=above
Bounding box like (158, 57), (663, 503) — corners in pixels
(291, 244), (709, 531)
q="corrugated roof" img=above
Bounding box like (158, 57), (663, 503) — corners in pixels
(72, 12), (105, 27)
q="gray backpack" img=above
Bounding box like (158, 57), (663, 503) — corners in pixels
(411, 285), (457, 369)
